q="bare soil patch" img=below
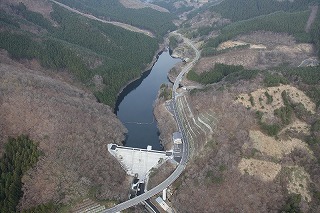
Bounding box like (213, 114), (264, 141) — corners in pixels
(217, 40), (266, 50)
(236, 85), (316, 117)
(196, 31), (315, 73)
(238, 158), (282, 181)
(246, 130), (313, 159)
(237, 31), (297, 47)
(119, 0), (169, 12)
(286, 166), (312, 202)
(196, 49), (260, 72)
(280, 119), (310, 135)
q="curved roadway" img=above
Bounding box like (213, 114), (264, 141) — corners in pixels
(103, 32), (200, 213)
(172, 32), (201, 96)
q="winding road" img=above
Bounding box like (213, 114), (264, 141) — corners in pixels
(102, 32), (200, 213)
(172, 31), (201, 97)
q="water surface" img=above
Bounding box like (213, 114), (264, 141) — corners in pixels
(115, 51), (180, 150)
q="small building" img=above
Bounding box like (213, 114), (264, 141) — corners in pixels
(173, 132), (182, 144)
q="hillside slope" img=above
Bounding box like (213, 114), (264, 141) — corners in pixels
(165, 1), (320, 212)
(0, 52), (128, 210)
(0, 0), (152, 210)
(54, 0), (176, 36)
(0, 0), (159, 107)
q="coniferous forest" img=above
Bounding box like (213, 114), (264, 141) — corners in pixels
(54, 0), (176, 36)
(0, 136), (40, 213)
(0, 3), (160, 107)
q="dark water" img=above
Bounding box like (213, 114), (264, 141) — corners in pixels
(115, 50), (180, 150)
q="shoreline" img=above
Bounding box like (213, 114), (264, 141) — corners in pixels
(114, 38), (181, 150)
(113, 42), (167, 113)
(153, 48), (183, 151)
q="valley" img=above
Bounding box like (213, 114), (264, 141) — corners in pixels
(0, 0), (320, 212)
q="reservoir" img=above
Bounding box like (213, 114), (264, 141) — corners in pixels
(115, 50), (180, 150)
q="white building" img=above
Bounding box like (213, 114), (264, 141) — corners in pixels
(173, 132), (182, 144)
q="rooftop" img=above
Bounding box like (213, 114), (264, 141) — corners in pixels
(173, 132), (182, 140)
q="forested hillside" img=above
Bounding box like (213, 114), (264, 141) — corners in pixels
(0, 136), (40, 213)
(0, 2), (159, 107)
(203, 10), (312, 56)
(55, 0), (176, 36)
(195, 0), (320, 57)
(211, 0), (316, 21)
(168, 1), (320, 211)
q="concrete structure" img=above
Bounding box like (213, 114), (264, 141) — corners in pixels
(108, 144), (172, 179)
(173, 132), (183, 162)
(173, 132), (182, 144)
(155, 197), (173, 213)
(143, 200), (159, 213)
(162, 188), (167, 201)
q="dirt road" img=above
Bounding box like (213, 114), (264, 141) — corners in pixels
(50, 0), (155, 37)
(305, 5), (318, 33)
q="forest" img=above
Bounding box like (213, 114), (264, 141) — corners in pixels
(203, 10), (311, 54)
(11, 2), (53, 31)
(0, 32), (91, 82)
(0, 3), (159, 107)
(196, 0), (320, 58)
(0, 136), (40, 213)
(279, 66), (320, 107)
(0, 10), (20, 28)
(186, 63), (257, 84)
(211, 0), (316, 22)
(54, 0), (176, 36)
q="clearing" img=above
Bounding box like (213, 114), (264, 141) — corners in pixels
(245, 130), (313, 160)
(286, 166), (312, 202)
(236, 85), (316, 117)
(238, 158), (282, 181)
(119, 0), (169, 12)
(217, 40), (266, 50)
(195, 32), (315, 72)
(279, 119), (310, 135)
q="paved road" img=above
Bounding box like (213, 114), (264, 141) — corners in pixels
(103, 32), (199, 213)
(171, 31), (201, 98)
